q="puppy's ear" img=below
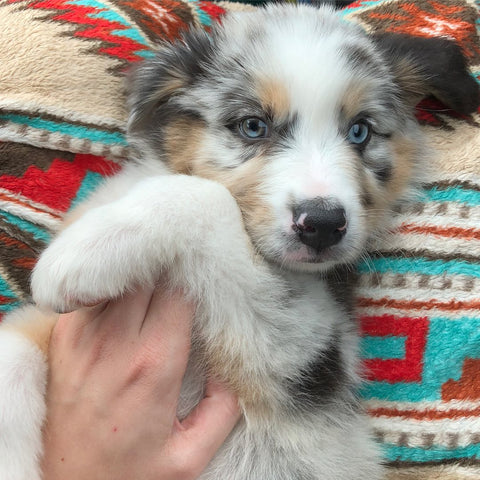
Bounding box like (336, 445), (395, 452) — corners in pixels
(127, 29), (213, 136)
(372, 33), (479, 114)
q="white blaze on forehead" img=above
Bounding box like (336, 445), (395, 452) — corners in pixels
(256, 15), (360, 125)
(252, 18), (367, 203)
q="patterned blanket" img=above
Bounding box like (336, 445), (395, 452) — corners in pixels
(1, 0), (479, 478)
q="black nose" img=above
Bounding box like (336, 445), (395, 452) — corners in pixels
(292, 200), (347, 251)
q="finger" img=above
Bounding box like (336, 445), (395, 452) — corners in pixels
(170, 381), (240, 473)
(141, 287), (194, 337)
(51, 286), (156, 361)
(140, 288), (195, 364)
(95, 286), (156, 336)
(109, 288), (195, 407)
(50, 302), (107, 351)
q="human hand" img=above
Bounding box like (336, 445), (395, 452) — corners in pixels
(42, 287), (240, 480)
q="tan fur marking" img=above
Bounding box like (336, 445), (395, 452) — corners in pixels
(4, 306), (58, 355)
(163, 118), (206, 175)
(388, 135), (417, 199)
(205, 331), (279, 414)
(224, 159), (272, 239)
(360, 169), (386, 230)
(341, 82), (369, 120)
(256, 78), (290, 120)
(361, 135), (418, 230)
(191, 155), (273, 244)
(150, 76), (186, 104)
(392, 58), (427, 106)
(163, 116), (274, 245)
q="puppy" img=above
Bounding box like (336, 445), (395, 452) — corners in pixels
(0, 4), (478, 479)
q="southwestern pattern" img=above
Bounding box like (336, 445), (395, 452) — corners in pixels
(0, 0), (225, 159)
(0, 144), (120, 313)
(1, 0), (480, 479)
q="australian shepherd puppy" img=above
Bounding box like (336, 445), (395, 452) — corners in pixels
(0, 4), (478, 480)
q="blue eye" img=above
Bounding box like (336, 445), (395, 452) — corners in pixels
(239, 117), (269, 139)
(348, 121), (371, 146)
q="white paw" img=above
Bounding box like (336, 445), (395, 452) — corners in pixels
(0, 326), (47, 480)
(31, 174), (246, 313)
(31, 204), (144, 312)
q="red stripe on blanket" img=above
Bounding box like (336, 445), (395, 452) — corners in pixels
(399, 224), (480, 241)
(361, 315), (429, 382)
(0, 154), (120, 212)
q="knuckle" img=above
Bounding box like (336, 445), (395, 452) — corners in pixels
(126, 350), (163, 383)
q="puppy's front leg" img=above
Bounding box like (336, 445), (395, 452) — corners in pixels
(31, 174), (253, 314)
(32, 173), (280, 407)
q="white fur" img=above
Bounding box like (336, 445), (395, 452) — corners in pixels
(0, 320), (47, 480)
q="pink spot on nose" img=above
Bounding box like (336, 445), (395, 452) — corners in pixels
(293, 212), (313, 234)
(296, 212), (308, 227)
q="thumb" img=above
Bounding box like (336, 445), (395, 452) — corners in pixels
(170, 380), (241, 474)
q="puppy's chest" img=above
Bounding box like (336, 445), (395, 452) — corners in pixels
(278, 269), (353, 322)
(276, 270), (358, 407)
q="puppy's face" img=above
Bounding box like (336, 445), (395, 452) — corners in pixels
(128, 5), (478, 272)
